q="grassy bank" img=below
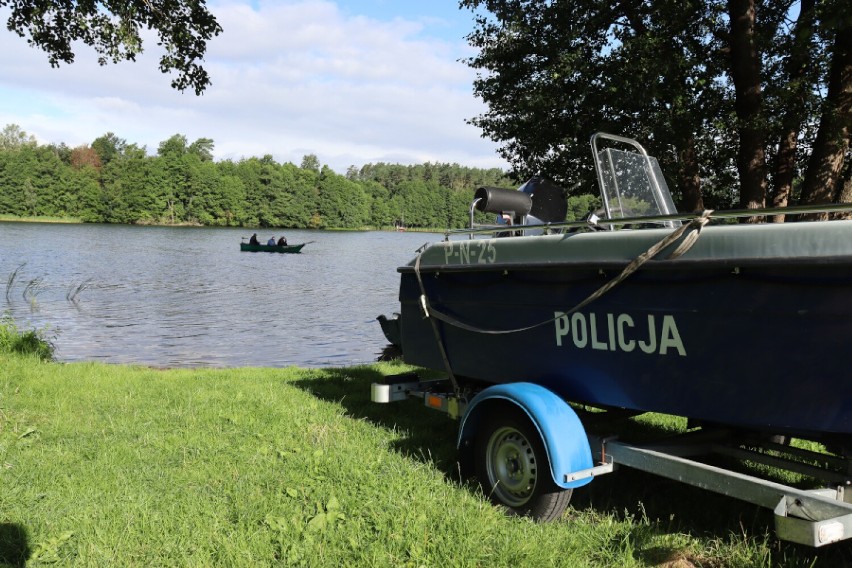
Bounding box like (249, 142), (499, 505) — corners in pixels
(0, 215), (82, 224)
(0, 316), (53, 361)
(0, 353), (848, 566)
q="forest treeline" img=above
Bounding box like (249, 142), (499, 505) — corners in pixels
(0, 125), (518, 230)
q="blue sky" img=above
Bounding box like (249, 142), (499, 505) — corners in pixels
(0, 1), (506, 172)
(338, 0), (475, 36)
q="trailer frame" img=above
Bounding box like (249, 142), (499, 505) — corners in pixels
(371, 373), (852, 547)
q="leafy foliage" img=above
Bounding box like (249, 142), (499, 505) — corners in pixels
(0, 125), (515, 230)
(1, 0), (222, 94)
(461, 0), (851, 214)
(0, 123), (37, 151)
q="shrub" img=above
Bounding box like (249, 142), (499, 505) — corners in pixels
(0, 314), (54, 361)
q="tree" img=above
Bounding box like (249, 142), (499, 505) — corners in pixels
(798, 2), (852, 214)
(0, 144), (65, 216)
(158, 134), (189, 157)
(727, 0), (769, 213)
(100, 148), (153, 223)
(0, 123), (36, 151)
(70, 145), (102, 170)
(461, 0), (851, 216)
(317, 166), (370, 228)
(44, 142), (72, 164)
(1, 0), (222, 94)
(766, 0), (818, 222)
(209, 171), (247, 226)
(279, 163), (318, 228)
(461, 0), (730, 209)
(362, 180), (393, 228)
(188, 137), (215, 161)
(65, 164), (103, 222)
(0, 125), (509, 228)
(154, 137), (217, 223)
(91, 132), (127, 166)
(300, 154), (321, 173)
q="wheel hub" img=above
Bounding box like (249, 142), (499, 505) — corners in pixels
(487, 427), (538, 507)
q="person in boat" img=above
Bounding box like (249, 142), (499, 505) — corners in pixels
(249, 233), (259, 245)
(277, 236), (288, 246)
(267, 236), (276, 246)
(496, 211), (513, 238)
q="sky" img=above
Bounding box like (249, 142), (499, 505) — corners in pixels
(0, 0), (507, 173)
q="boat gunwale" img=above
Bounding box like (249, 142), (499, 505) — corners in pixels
(446, 201), (852, 239)
(399, 254), (852, 274)
(405, 217), (852, 276)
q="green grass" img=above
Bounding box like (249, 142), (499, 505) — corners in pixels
(0, 353), (849, 566)
(0, 316), (54, 361)
(0, 215), (82, 224)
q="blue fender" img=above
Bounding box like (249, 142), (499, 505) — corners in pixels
(458, 383), (593, 489)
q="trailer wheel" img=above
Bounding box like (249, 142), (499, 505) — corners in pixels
(475, 407), (572, 521)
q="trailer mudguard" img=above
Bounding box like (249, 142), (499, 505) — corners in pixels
(458, 383), (594, 489)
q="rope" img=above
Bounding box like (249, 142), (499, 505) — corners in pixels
(414, 252), (461, 394)
(414, 210), (714, 336)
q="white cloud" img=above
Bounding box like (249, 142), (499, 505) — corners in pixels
(0, 1), (506, 172)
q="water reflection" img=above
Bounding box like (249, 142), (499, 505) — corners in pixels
(0, 222), (434, 368)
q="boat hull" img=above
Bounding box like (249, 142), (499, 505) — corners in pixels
(240, 243), (305, 253)
(396, 220), (852, 440)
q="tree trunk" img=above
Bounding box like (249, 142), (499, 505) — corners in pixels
(835, 154), (852, 220)
(677, 134), (704, 212)
(727, 0), (767, 220)
(799, 18), (852, 220)
(770, 0), (815, 223)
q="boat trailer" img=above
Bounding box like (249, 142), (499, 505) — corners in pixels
(371, 373), (852, 547)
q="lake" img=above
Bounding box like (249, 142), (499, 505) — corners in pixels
(0, 222), (438, 368)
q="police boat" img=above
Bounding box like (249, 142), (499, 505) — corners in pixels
(374, 133), (852, 545)
(384, 132), (852, 445)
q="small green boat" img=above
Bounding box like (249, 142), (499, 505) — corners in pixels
(240, 243), (306, 253)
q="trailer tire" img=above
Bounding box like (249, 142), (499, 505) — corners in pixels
(475, 407), (572, 521)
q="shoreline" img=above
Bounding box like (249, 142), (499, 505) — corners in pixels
(0, 215), (444, 232)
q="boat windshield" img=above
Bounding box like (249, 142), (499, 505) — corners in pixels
(592, 133), (680, 229)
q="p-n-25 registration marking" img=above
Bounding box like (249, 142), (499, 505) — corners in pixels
(443, 241), (497, 264)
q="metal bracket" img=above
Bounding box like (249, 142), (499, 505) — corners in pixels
(371, 373), (426, 403)
(774, 493), (852, 546)
(564, 457), (615, 484)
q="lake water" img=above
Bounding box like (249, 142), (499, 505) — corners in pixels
(0, 222), (438, 368)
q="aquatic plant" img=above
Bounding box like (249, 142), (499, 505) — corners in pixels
(5, 262), (25, 303)
(66, 278), (93, 303)
(22, 276), (45, 310)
